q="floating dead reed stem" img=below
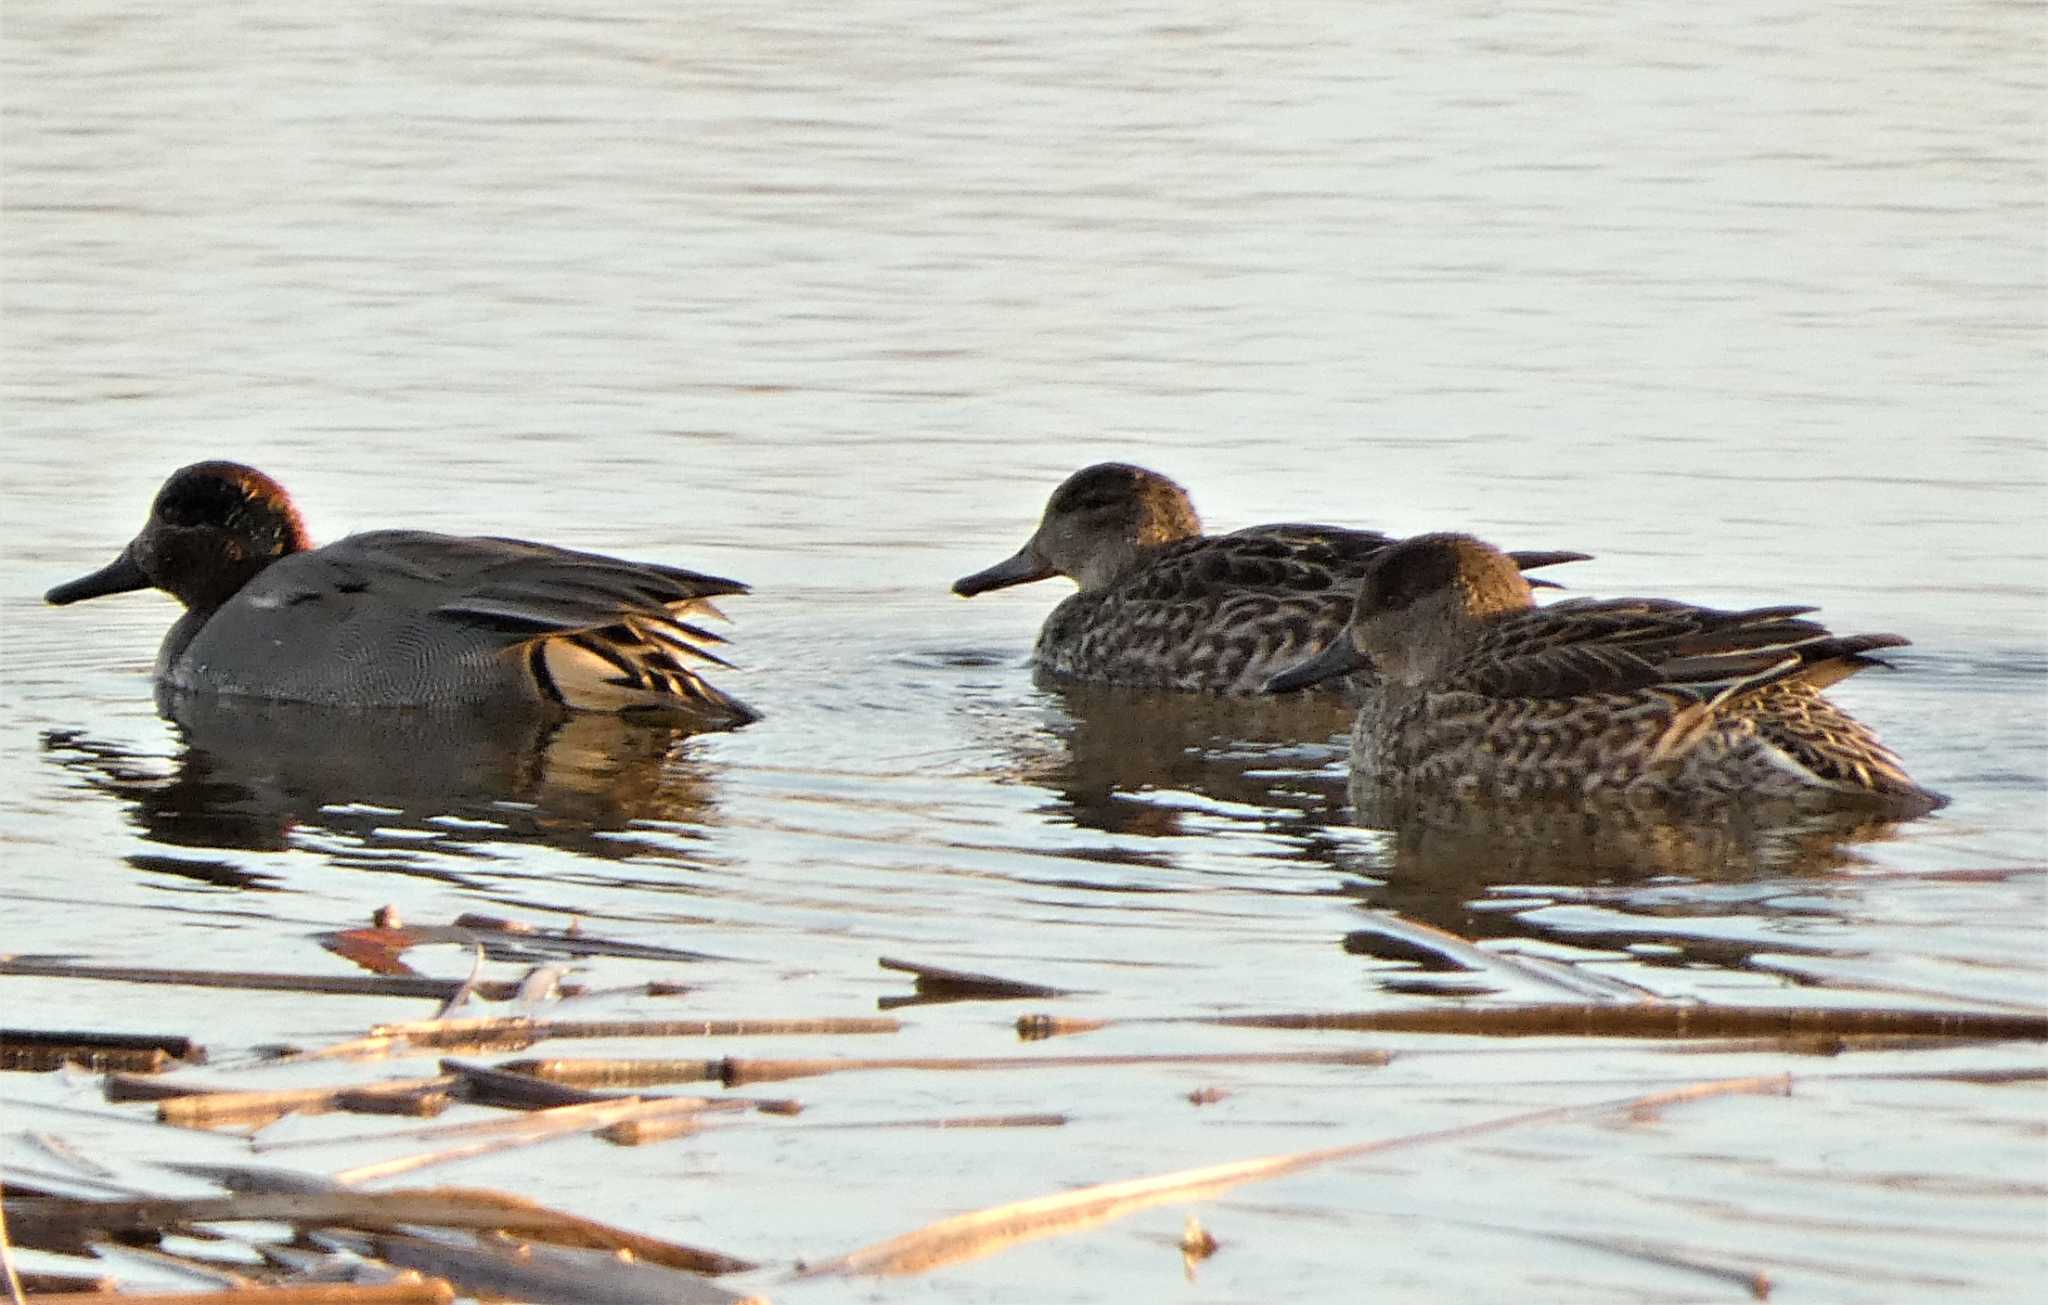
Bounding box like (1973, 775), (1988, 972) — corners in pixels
(1016, 1003), (2048, 1042)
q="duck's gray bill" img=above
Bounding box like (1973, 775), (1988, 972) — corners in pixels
(1263, 639), (1370, 694)
(46, 548), (150, 605)
(952, 546), (1054, 597)
(1507, 548), (1592, 590)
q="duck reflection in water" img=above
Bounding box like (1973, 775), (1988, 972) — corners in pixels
(1340, 786), (1909, 995)
(1004, 682), (1888, 896)
(1365, 782), (1896, 905)
(43, 689), (725, 864)
(988, 678), (1357, 840)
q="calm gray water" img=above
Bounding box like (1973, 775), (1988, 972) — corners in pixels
(3, 2), (2044, 1300)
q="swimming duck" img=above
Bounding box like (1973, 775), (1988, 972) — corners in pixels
(951, 462), (1588, 694)
(45, 461), (756, 724)
(1264, 532), (1942, 814)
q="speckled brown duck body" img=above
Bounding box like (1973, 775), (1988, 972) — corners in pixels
(1266, 532), (1943, 815)
(45, 461), (756, 725)
(952, 463), (1588, 695)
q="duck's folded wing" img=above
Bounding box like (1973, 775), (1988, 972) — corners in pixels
(1221, 526), (1590, 586)
(1222, 522), (1398, 565)
(441, 568), (742, 659)
(212, 533), (752, 719)
(1652, 632), (1916, 778)
(1448, 606), (1874, 702)
(1119, 528), (1389, 604)
(1447, 641), (1782, 700)
(371, 531), (755, 718)
(419, 538), (745, 642)
(1471, 600), (1825, 662)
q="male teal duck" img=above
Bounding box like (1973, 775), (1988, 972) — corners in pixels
(1265, 532), (1942, 814)
(951, 463), (1588, 694)
(45, 461), (756, 724)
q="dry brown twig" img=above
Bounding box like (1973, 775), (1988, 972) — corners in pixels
(1, 1172), (27, 1305)
(4, 1187), (752, 1276)
(500, 1047), (1390, 1090)
(795, 1074), (1792, 1278)
(1016, 1002), (2048, 1042)
(328, 1096), (733, 1184)
(25, 1284), (457, 1304)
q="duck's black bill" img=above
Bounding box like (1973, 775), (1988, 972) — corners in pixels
(952, 546), (1054, 597)
(1507, 548), (1592, 590)
(1263, 639), (1370, 694)
(46, 548), (150, 605)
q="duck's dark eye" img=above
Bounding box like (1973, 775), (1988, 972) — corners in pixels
(1052, 486), (1132, 516)
(1050, 464), (1148, 513)
(1065, 492), (1128, 515)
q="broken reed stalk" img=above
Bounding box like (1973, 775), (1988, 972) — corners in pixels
(84, 1242), (255, 1289)
(877, 956), (1078, 999)
(24, 1286), (456, 1305)
(277, 1036), (411, 1064)
(328, 1095), (746, 1184)
(1342, 912), (1659, 1002)
(442, 912), (731, 964)
(259, 1091), (746, 1155)
(728, 1048), (1390, 1086)
(439, 1057), (626, 1108)
(431, 945), (488, 1019)
(796, 1074), (1793, 1278)
(0, 959), (523, 1003)
(1536, 1229), (1772, 1299)
(1, 1174), (26, 1305)
(347, 1229), (763, 1305)
(597, 1116), (702, 1146)
(1805, 1063), (2048, 1086)
(115, 1076), (458, 1129)
(0, 1028), (201, 1074)
(4, 1188), (753, 1276)
(1016, 1003), (2048, 1042)
(360, 1014), (902, 1053)
(801, 1113), (1068, 1131)
(494, 1057), (722, 1088)
(500, 1048), (1390, 1088)
(439, 1057), (803, 1113)
(8, 1273), (116, 1299)
(1651, 1033), (1989, 1057)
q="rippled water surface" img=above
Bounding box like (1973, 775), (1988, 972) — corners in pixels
(3, 2), (2044, 1300)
